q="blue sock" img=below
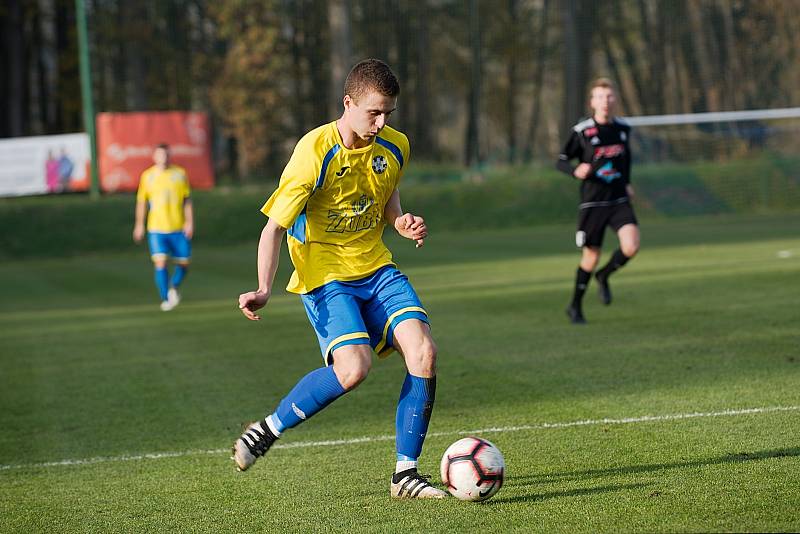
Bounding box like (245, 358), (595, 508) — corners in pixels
(154, 267), (169, 301)
(171, 265), (187, 288)
(395, 374), (436, 461)
(272, 366), (347, 431)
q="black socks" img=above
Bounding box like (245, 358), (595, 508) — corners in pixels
(596, 248), (630, 280)
(571, 268), (592, 308)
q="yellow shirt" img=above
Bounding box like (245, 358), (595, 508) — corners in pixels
(261, 121), (410, 294)
(136, 165), (191, 233)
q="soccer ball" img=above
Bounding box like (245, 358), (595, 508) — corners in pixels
(440, 436), (505, 501)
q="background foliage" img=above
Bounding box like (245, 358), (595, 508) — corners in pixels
(3, 0), (800, 178)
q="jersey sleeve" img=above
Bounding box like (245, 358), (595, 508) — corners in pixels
(622, 129), (632, 184)
(136, 170), (149, 202)
(396, 133), (411, 188)
(260, 141), (317, 228)
(556, 130), (582, 176)
(181, 168), (191, 199)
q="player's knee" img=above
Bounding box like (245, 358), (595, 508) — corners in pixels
(338, 364), (370, 390)
(621, 242), (639, 258)
(580, 248), (600, 271)
(333, 350), (372, 390)
(408, 337), (438, 377)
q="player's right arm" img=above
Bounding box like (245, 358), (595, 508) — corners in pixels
(556, 129), (591, 179)
(133, 173), (148, 243)
(238, 135), (318, 320)
(238, 218), (286, 321)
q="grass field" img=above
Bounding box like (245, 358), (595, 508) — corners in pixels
(1, 213), (798, 532)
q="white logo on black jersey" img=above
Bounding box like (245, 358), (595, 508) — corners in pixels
(372, 155), (387, 174)
(620, 131), (627, 142)
(590, 136), (600, 145)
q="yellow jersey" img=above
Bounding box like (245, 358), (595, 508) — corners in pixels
(261, 121), (410, 294)
(136, 165), (191, 233)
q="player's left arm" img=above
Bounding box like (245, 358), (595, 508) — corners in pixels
(623, 130), (635, 199)
(133, 173), (148, 243)
(180, 170), (194, 238)
(183, 198), (194, 239)
(384, 189), (427, 248)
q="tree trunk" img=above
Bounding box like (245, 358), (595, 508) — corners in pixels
(465, 0), (481, 167)
(123, 3), (149, 110)
(308, 0), (330, 126)
(412, 0), (434, 159)
(717, 0), (743, 110)
(524, 0), (549, 163)
(328, 0), (352, 116)
(288, 0), (307, 137)
(686, 1), (720, 111)
(38, 0), (58, 133)
(506, 0), (519, 164)
(394, 0), (409, 129)
(5, 0), (27, 137)
(560, 0), (592, 137)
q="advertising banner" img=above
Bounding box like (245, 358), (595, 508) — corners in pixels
(96, 111), (214, 192)
(0, 133), (90, 197)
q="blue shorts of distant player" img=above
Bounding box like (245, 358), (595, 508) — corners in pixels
(300, 265), (429, 365)
(148, 231), (191, 263)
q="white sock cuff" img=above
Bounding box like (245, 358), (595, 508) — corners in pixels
(395, 460), (418, 473)
(265, 414), (282, 437)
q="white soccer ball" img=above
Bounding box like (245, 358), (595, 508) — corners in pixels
(440, 436), (505, 501)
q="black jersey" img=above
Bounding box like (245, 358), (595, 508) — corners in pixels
(556, 117), (632, 205)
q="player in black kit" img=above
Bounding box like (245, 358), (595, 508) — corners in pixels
(557, 78), (640, 324)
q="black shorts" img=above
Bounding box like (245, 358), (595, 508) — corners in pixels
(575, 200), (638, 248)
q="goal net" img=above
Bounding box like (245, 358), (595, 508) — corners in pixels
(625, 108), (800, 215)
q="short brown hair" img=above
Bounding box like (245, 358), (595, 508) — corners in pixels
(588, 77), (616, 98)
(344, 59), (400, 103)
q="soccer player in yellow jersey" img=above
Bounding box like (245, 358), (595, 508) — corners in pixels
(133, 143), (194, 311)
(232, 59), (446, 499)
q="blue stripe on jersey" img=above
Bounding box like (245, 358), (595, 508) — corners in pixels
(288, 208), (307, 244)
(376, 137), (404, 168)
(290, 144), (340, 244)
(315, 144), (341, 190)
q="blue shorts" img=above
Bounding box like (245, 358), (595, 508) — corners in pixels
(147, 232), (191, 263)
(300, 265), (429, 365)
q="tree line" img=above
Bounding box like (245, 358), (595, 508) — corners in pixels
(2, 0), (799, 179)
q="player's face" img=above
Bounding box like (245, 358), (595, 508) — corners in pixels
(153, 147), (169, 167)
(590, 87), (616, 119)
(344, 90), (397, 141)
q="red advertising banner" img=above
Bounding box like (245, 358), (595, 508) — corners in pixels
(96, 111), (214, 192)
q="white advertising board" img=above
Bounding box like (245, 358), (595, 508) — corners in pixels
(0, 133), (90, 197)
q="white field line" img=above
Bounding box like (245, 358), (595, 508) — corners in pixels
(1, 405), (797, 472)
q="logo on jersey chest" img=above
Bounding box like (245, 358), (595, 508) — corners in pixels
(372, 155), (388, 174)
(326, 194), (379, 234)
(593, 143), (625, 159)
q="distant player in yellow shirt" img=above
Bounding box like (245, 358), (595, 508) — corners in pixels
(232, 59), (446, 499)
(132, 143), (194, 311)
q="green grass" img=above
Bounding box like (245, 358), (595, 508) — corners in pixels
(1, 213), (799, 532)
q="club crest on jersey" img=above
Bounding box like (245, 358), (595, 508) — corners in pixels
(596, 161), (621, 183)
(372, 155), (388, 174)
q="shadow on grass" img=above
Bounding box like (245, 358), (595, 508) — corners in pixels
(490, 482), (651, 504)
(514, 447), (800, 485)
(489, 447), (798, 504)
